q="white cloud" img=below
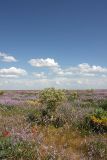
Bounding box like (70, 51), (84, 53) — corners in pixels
(32, 72), (47, 78)
(0, 52), (17, 62)
(67, 63), (107, 74)
(0, 59), (107, 89)
(51, 66), (73, 76)
(28, 58), (59, 67)
(28, 59), (107, 77)
(0, 67), (27, 78)
(79, 63), (107, 73)
(51, 63), (107, 77)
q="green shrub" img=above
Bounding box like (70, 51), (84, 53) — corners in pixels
(99, 100), (107, 111)
(90, 108), (107, 133)
(27, 109), (42, 124)
(77, 116), (93, 135)
(94, 108), (107, 119)
(0, 138), (38, 159)
(0, 137), (12, 159)
(40, 88), (66, 111)
(27, 107), (65, 127)
(80, 108), (107, 134)
(27, 108), (52, 126)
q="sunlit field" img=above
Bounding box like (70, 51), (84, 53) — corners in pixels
(0, 89), (107, 160)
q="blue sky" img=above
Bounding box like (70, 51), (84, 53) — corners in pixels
(0, 0), (107, 89)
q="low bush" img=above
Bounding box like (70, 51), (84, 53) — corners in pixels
(0, 91), (4, 96)
(99, 99), (107, 111)
(80, 108), (107, 133)
(39, 88), (66, 112)
(90, 108), (107, 133)
(82, 139), (107, 160)
(68, 91), (78, 102)
(52, 117), (65, 128)
(93, 108), (107, 119)
(27, 107), (65, 128)
(0, 137), (38, 159)
(27, 109), (42, 124)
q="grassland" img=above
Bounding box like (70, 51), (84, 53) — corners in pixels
(0, 89), (107, 160)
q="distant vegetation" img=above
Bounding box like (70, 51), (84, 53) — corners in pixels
(0, 90), (4, 95)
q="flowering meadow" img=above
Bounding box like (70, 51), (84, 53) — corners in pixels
(0, 89), (107, 160)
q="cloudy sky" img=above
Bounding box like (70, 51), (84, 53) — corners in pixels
(0, 0), (107, 89)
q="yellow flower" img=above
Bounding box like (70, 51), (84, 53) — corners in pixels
(91, 116), (107, 126)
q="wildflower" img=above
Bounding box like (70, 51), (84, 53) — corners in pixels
(2, 130), (11, 137)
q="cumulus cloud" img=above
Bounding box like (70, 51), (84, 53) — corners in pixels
(67, 63), (107, 74)
(28, 58), (59, 67)
(52, 66), (73, 76)
(0, 52), (17, 62)
(0, 67), (27, 78)
(32, 72), (47, 78)
(79, 63), (107, 73)
(52, 63), (107, 77)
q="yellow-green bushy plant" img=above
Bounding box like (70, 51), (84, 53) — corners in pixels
(40, 88), (66, 111)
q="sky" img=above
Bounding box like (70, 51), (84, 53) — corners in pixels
(0, 0), (107, 89)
